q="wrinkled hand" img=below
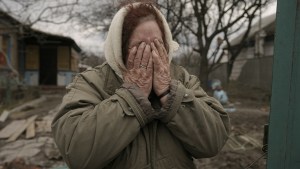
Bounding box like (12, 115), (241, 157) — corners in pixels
(123, 42), (153, 97)
(151, 39), (171, 97)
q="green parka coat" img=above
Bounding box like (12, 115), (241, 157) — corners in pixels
(52, 62), (230, 169)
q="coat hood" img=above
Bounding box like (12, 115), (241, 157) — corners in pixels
(104, 3), (179, 79)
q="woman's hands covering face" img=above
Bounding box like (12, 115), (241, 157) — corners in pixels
(123, 39), (170, 98)
(124, 42), (153, 97)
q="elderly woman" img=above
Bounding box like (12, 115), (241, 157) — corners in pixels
(52, 1), (230, 169)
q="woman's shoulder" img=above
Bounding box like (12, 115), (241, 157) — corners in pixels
(80, 62), (109, 75)
(76, 62), (122, 94)
(170, 62), (185, 78)
(170, 62), (193, 82)
(73, 62), (111, 88)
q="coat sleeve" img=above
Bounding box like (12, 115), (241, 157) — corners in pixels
(161, 69), (230, 158)
(51, 74), (154, 169)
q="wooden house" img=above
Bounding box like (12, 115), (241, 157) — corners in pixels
(0, 11), (81, 87)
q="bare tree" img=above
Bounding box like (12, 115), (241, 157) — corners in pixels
(159, 0), (270, 88)
(71, 1), (117, 33)
(0, 0), (271, 87)
(0, 0), (81, 26)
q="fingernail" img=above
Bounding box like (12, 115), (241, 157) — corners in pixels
(152, 50), (157, 55)
(130, 46), (137, 53)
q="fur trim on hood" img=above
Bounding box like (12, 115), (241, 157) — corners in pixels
(104, 2), (179, 79)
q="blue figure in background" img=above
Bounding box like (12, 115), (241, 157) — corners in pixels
(211, 79), (236, 113)
(213, 85), (229, 105)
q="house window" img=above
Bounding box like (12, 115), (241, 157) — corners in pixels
(57, 46), (70, 70)
(70, 48), (79, 72)
(25, 45), (39, 70)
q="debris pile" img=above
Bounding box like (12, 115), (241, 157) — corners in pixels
(0, 95), (68, 169)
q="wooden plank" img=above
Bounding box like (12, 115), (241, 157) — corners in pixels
(9, 96), (47, 114)
(0, 96), (46, 122)
(0, 120), (26, 139)
(26, 121), (35, 139)
(7, 115), (37, 142)
(0, 110), (10, 122)
(35, 120), (52, 133)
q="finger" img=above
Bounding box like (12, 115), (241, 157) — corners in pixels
(152, 50), (163, 70)
(126, 46), (137, 70)
(154, 39), (168, 63)
(154, 39), (164, 57)
(161, 44), (169, 63)
(140, 44), (151, 69)
(151, 42), (162, 64)
(147, 54), (153, 71)
(134, 42), (146, 69)
(160, 40), (168, 56)
(152, 43), (165, 67)
(150, 42), (159, 56)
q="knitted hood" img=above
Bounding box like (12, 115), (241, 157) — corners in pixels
(104, 3), (179, 79)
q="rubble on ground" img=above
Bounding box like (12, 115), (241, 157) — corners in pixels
(0, 85), (270, 169)
(0, 95), (68, 169)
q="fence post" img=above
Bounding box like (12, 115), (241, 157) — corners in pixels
(267, 0), (300, 168)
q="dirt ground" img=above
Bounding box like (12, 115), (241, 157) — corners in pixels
(0, 82), (271, 169)
(195, 82), (270, 169)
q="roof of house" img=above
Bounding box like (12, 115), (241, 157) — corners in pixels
(0, 10), (81, 52)
(23, 28), (82, 52)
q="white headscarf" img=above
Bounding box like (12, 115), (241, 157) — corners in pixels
(104, 2), (179, 79)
